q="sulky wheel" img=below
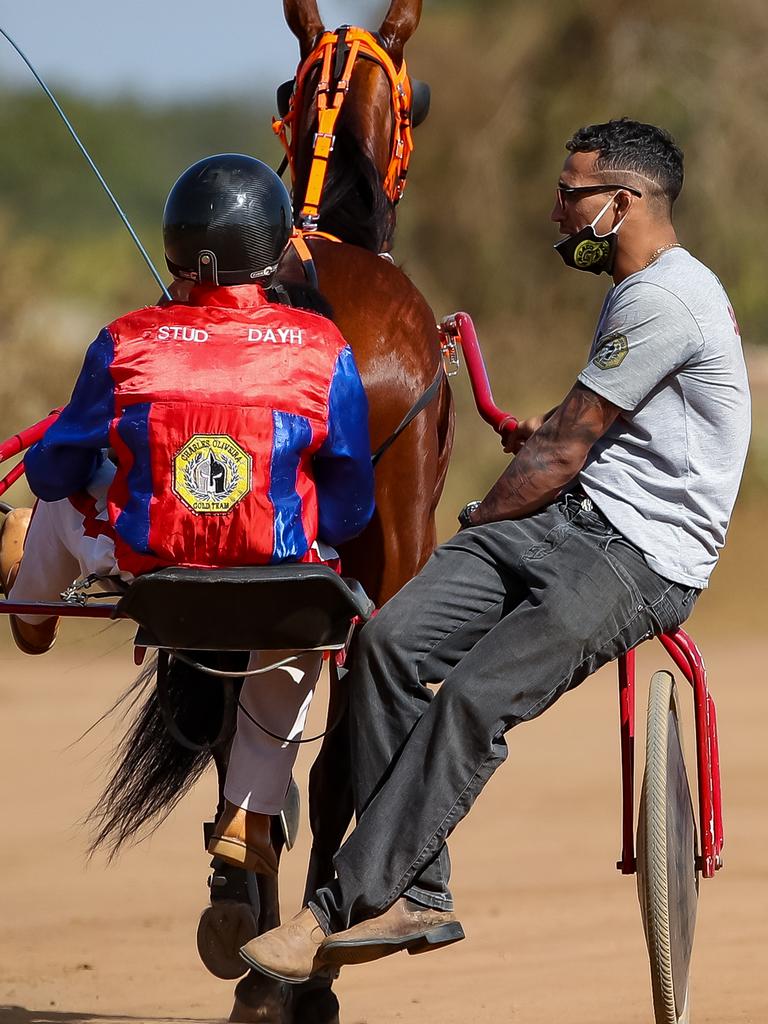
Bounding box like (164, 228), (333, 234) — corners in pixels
(636, 670), (699, 1024)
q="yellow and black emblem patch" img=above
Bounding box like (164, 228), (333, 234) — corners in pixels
(592, 332), (629, 370)
(573, 239), (611, 269)
(173, 435), (252, 514)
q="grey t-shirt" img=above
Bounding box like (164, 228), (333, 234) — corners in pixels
(577, 247), (751, 588)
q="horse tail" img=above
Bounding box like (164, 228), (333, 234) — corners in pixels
(87, 654), (235, 859)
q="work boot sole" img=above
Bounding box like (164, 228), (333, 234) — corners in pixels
(321, 921), (465, 967)
(207, 835), (278, 877)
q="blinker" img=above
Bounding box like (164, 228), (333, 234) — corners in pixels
(277, 79), (295, 119)
(410, 79), (431, 128)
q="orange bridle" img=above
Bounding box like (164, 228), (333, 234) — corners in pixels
(273, 26), (417, 231)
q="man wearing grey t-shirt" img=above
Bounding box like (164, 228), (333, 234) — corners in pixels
(240, 120), (751, 983)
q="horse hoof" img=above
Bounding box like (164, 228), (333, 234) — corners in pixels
(291, 979), (340, 1024)
(230, 971), (292, 1023)
(197, 901), (258, 979)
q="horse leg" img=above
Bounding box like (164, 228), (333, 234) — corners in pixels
(303, 662), (353, 899)
(283, 665), (350, 1024)
(231, 836), (294, 1023)
(197, 743), (262, 982)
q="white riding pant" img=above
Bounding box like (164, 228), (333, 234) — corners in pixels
(8, 472), (325, 814)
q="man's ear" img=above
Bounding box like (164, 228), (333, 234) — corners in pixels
(615, 189), (633, 223)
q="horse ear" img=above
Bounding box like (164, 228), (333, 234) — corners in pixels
(283, 0), (325, 59)
(378, 0), (423, 66)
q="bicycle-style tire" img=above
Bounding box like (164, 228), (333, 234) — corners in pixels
(636, 670), (699, 1024)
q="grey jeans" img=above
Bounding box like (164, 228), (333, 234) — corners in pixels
(309, 494), (698, 932)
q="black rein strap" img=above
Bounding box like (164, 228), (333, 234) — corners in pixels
(371, 365), (445, 467)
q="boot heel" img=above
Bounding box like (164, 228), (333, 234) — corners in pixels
(407, 922), (465, 954)
(207, 835), (278, 876)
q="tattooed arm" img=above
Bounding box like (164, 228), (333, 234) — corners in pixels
(500, 406), (558, 454)
(470, 383), (621, 525)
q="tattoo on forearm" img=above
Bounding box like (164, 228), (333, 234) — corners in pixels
(474, 384), (620, 524)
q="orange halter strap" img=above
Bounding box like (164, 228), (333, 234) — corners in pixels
(273, 26), (416, 231)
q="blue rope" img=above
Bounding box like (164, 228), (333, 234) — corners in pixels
(0, 25), (172, 302)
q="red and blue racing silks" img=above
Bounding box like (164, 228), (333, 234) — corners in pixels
(25, 284), (375, 576)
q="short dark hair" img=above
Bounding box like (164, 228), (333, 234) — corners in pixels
(566, 118), (684, 210)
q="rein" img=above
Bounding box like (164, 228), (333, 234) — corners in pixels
(273, 26), (417, 231)
(371, 365), (444, 466)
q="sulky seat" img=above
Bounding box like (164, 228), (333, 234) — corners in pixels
(114, 564), (374, 652)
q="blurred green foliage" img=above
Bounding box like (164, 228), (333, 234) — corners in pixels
(0, 0), (765, 518)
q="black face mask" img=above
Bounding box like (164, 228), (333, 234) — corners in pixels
(554, 196), (627, 276)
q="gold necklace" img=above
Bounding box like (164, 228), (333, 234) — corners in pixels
(642, 242), (681, 270)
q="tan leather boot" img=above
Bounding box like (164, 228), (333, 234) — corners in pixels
(0, 508), (58, 655)
(239, 907), (329, 984)
(207, 800), (279, 877)
(320, 897), (465, 967)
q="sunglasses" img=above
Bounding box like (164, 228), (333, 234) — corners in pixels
(556, 182), (643, 205)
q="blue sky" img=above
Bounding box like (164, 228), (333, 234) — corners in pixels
(0, 1), (389, 100)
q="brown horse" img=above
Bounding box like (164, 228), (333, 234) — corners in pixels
(89, 2), (453, 1022)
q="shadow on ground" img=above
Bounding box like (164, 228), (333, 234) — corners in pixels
(0, 1009), (223, 1024)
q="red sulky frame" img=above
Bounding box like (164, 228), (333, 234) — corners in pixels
(617, 633), (724, 879)
(1, 316), (724, 881)
(439, 312), (724, 882)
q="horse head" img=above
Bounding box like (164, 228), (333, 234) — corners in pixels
(278, 0), (429, 252)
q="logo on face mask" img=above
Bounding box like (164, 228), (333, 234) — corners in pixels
(592, 332), (629, 370)
(573, 239), (611, 269)
(554, 195), (628, 276)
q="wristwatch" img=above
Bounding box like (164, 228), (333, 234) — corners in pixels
(458, 500), (482, 529)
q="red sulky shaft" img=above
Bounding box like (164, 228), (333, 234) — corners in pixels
(0, 461), (27, 498)
(0, 410), (61, 465)
(439, 312), (518, 435)
(0, 409), (61, 499)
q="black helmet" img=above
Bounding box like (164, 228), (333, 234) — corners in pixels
(163, 154), (293, 285)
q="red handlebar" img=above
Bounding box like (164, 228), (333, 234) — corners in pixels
(0, 409), (62, 500)
(0, 410), (61, 464)
(439, 312), (517, 435)
(0, 461), (27, 499)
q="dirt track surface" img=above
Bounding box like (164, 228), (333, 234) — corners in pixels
(1, 604), (766, 1023)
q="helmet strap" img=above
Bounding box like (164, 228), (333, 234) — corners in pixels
(198, 250), (219, 285)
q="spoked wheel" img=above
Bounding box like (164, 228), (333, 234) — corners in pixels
(636, 670), (699, 1024)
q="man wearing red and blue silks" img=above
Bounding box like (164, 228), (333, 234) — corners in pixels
(0, 154), (375, 875)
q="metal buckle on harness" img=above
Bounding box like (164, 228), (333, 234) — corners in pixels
(313, 131), (336, 153)
(300, 213), (320, 232)
(439, 322), (461, 377)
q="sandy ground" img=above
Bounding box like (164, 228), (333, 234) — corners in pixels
(0, 510), (766, 1024)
